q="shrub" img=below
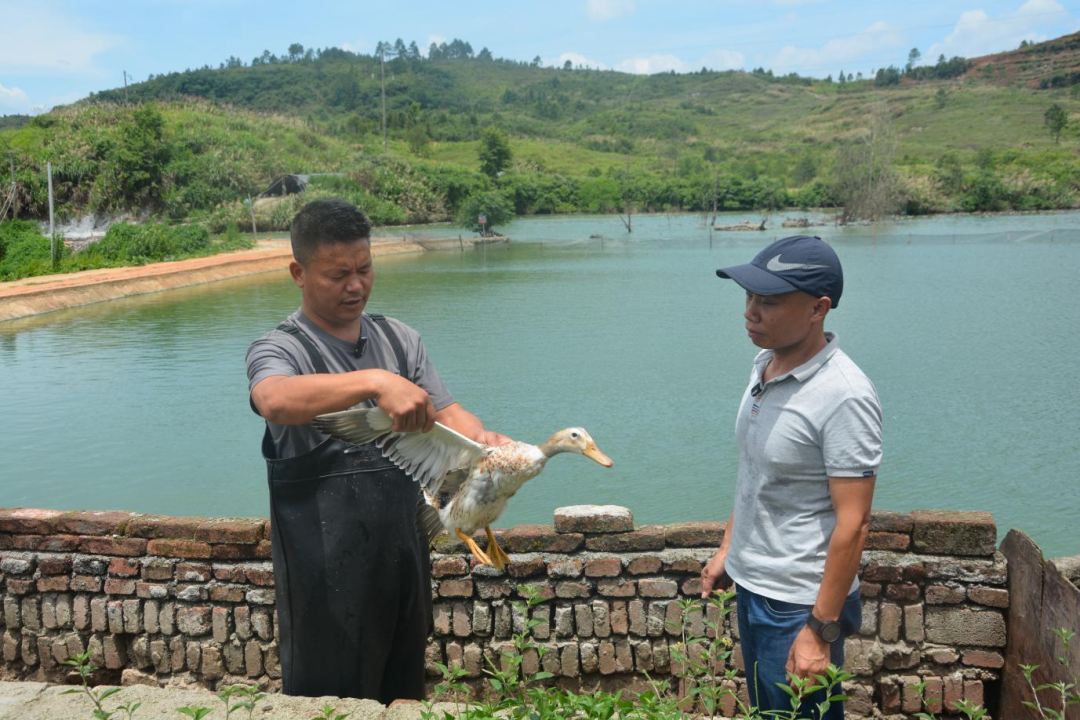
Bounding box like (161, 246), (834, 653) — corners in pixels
(0, 220), (65, 280)
(91, 222), (211, 262)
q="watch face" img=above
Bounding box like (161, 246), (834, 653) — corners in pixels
(821, 623), (842, 643)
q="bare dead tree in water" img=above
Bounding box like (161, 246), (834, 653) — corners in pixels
(620, 195), (632, 233)
(832, 102), (900, 224)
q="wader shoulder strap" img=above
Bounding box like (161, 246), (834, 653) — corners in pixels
(277, 321), (331, 374)
(367, 313), (410, 380)
(249, 321), (330, 417)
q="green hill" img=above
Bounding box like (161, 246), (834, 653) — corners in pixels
(3, 34), (1080, 227)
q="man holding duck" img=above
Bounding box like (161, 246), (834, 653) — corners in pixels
(246, 198), (511, 703)
(703, 235), (883, 720)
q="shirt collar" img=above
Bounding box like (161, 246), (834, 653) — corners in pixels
(753, 332), (840, 385)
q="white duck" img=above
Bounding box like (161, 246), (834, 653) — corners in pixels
(311, 407), (613, 569)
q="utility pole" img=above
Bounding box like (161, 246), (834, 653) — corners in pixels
(380, 48), (388, 153)
(123, 70), (129, 106)
(47, 161), (55, 260)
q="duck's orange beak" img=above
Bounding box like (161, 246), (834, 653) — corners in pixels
(584, 443), (613, 467)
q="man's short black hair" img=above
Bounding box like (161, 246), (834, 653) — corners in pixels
(290, 198), (372, 265)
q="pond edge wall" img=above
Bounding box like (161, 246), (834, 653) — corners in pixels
(0, 505), (1029, 718)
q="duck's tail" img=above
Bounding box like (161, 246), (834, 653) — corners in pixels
(417, 489), (446, 545)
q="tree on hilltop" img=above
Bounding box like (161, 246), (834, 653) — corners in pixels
(478, 125), (512, 179)
(1045, 103), (1068, 143)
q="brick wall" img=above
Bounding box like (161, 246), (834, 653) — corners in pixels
(0, 506), (1011, 717)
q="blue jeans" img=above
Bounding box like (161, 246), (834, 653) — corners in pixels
(736, 584), (861, 720)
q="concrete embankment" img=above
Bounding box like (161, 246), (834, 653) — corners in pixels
(0, 235), (504, 323)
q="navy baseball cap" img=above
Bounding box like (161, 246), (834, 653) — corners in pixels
(715, 235), (844, 307)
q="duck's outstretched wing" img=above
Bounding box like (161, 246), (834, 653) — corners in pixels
(311, 407), (486, 492)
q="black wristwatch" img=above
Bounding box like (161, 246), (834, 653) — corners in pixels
(807, 612), (842, 643)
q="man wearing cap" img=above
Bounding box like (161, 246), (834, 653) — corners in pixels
(700, 235), (882, 719)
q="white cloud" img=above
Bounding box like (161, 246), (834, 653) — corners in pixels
(0, 3), (119, 75)
(426, 34), (448, 53)
(615, 54), (687, 74)
(698, 49), (747, 71)
(770, 20), (903, 74)
(587, 0), (634, 21)
(339, 40), (368, 54)
(550, 52), (608, 70)
(925, 0), (1073, 61)
(0, 84), (31, 113)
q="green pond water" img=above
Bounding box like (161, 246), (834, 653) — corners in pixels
(2, 211), (1078, 557)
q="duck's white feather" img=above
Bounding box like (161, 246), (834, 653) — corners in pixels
(310, 407), (486, 492)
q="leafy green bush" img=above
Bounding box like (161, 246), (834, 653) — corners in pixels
(91, 222), (211, 262)
(0, 220), (64, 280)
(455, 190), (515, 233)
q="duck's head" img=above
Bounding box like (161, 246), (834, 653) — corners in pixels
(542, 428), (614, 467)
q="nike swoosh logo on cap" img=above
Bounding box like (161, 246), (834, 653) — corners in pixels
(766, 254), (829, 272)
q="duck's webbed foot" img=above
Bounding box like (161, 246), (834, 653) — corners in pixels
(485, 526), (512, 570)
(456, 528), (493, 566)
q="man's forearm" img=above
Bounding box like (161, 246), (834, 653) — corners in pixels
(813, 517), (870, 621)
(253, 370), (387, 425)
(435, 403), (487, 442)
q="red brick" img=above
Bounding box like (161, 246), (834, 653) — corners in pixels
(961, 650), (1004, 668)
(912, 510), (996, 557)
(547, 561), (584, 579)
(209, 585), (246, 603)
(870, 511), (914, 533)
(964, 680), (984, 706)
(885, 583), (920, 603)
(0, 508), (64, 534)
(125, 516), (203, 540)
(681, 578), (703, 596)
(926, 584), (966, 604)
(554, 506), (634, 533)
(664, 522), (724, 548)
(439, 580), (474, 598)
(555, 581), (591, 599)
(597, 578), (637, 597)
(5, 577), (33, 594)
(944, 675), (964, 709)
(639, 579), (678, 598)
(142, 559), (175, 580)
(627, 557), (662, 575)
(37, 556), (72, 575)
(79, 537), (148, 557)
(432, 557), (469, 578)
(108, 558), (140, 577)
(584, 557), (622, 577)
(55, 511), (133, 536)
(504, 557), (545, 578)
(104, 578), (136, 595)
(136, 582), (169, 599)
(585, 525), (665, 552)
(968, 586), (1009, 608)
(515, 582), (554, 602)
(859, 582), (882, 598)
(862, 565), (903, 583)
(499, 525), (584, 553)
(865, 532), (910, 551)
(174, 563), (212, 582)
(146, 539), (212, 559)
(212, 565), (246, 582)
(195, 519), (265, 544)
(70, 575), (102, 592)
(36, 576), (69, 592)
(209, 543), (263, 560)
(665, 558), (703, 573)
(902, 564), (926, 583)
(245, 568), (274, 587)
(923, 677), (944, 714)
(10, 534), (79, 551)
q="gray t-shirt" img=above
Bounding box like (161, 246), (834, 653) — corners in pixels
(724, 333), (883, 604)
(246, 310), (456, 459)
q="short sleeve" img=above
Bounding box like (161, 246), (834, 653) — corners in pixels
(246, 336), (300, 394)
(822, 394), (883, 478)
(411, 334), (456, 411)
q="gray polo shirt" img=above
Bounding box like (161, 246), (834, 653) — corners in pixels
(246, 310), (455, 459)
(725, 332), (882, 604)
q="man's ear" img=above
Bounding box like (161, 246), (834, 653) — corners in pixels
(289, 260), (304, 288)
(811, 295), (832, 323)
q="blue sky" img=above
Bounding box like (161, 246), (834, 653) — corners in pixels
(2, 0), (1078, 114)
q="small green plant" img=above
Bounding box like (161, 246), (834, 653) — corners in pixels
(1019, 628), (1080, 720)
(176, 707), (213, 720)
(310, 703), (350, 720)
(61, 651), (135, 720)
(216, 684), (266, 718)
